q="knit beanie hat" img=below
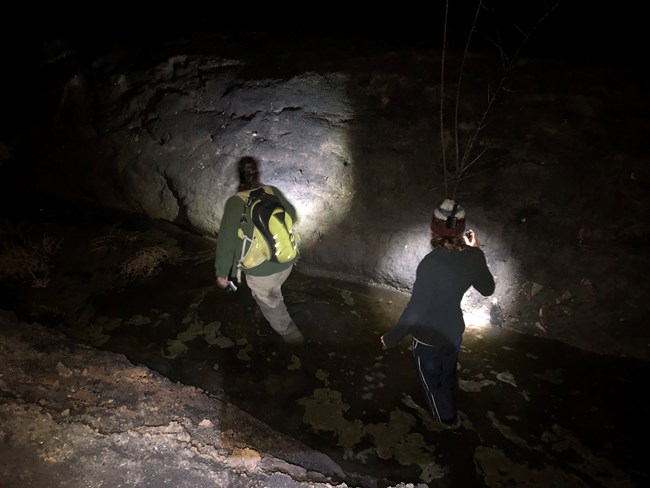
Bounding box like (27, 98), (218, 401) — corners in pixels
(431, 198), (466, 236)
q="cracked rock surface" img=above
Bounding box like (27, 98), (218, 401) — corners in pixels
(0, 311), (367, 488)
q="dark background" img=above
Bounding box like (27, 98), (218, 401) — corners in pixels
(1, 1), (645, 60)
(1, 3), (644, 98)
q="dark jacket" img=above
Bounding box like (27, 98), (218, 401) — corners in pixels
(382, 246), (495, 348)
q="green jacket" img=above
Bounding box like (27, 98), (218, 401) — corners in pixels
(214, 185), (298, 279)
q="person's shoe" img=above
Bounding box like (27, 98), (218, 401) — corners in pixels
(440, 415), (462, 431)
(282, 329), (305, 346)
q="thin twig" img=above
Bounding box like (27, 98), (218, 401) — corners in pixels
(453, 0), (484, 198)
(457, 1), (562, 184)
(440, 0), (450, 197)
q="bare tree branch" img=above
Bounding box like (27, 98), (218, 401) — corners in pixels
(439, 0), (562, 198)
(440, 0), (450, 196)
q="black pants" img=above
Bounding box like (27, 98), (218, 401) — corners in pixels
(412, 337), (462, 422)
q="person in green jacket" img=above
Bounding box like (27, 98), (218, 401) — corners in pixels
(215, 156), (304, 345)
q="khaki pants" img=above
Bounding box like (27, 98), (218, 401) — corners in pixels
(245, 266), (301, 340)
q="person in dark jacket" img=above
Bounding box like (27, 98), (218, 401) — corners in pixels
(215, 156), (304, 345)
(381, 198), (495, 430)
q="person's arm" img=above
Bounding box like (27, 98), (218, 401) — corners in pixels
(215, 196), (244, 284)
(464, 229), (480, 247)
(472, 248), (495, 297)
(216, 276), (230, 289)
(381, 324), (409, 349)
(380, 308), (413, 349)
(381, 258), (429, 349)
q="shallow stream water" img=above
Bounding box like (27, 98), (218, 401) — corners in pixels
(1, 206), (647, 487)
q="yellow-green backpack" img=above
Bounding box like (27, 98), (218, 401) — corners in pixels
(236, 186), (300, 274)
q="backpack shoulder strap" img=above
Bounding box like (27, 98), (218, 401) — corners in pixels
(236, 189), (251, 202)
(238, 186), (271, 201)
(236, 190), (254, 231)
(236, 186), (279, 229)
(234, 190), (254, 282)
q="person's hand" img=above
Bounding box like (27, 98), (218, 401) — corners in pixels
(380, 336), (387, 350)
(216, 276), (230, 289)
(464, 229), (481, 248)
